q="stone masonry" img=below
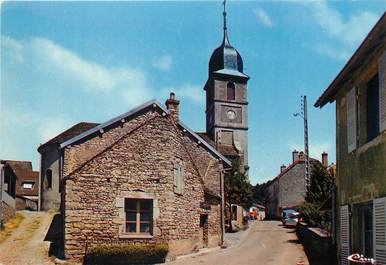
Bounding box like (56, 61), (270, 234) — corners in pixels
(62, 103), (226, 260)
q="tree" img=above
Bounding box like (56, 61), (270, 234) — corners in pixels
(298, 162), (335, 229)
(224, 159), (252, 208)
(251, 182), (270, 207)
(224, 159), (252, 230)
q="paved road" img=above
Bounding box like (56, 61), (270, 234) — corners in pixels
(170, 221), (309, 265)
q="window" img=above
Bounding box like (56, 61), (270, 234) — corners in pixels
(45, 169), (52, 189)
(22, 182), (34, 189)
(227, 82), (235, 100)
(173, 162), (184, 195)
(125, 199), (153, 235)
(359, 205), (373, 258)
(366, 74), (380, 142)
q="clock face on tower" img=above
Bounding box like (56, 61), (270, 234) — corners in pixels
(227, 110), (236, 120)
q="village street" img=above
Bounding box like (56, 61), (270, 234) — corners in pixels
(170, 221), (309, 265)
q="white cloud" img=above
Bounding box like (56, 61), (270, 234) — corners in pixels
(314, 44), (350, 61)
(309, 1), (378, 60)
(3, 36), (152, 102)
(152, 55), (172, 71)
(312, 2), (378, 46)
(254, 8), (273, 28)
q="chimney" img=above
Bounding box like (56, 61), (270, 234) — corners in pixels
(292, 150), (299, 163)
(165, 92), (180, 121)
(322, 152), (328, 167)
(280, 164), (286, 173)
(298, 151), (304, 161)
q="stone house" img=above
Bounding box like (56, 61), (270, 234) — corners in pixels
(266, 151), (324, 219)
(4, 160), (39, 210)
(315, 13), (386, 265)
(0, 160), (17, 225)
(38, 122), (99, 211)
(57, 94), (231, 260)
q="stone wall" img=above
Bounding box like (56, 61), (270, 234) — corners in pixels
(1, 200), (15, 224)
(63, 109), (223, 260)
(278, 163), (306, 210)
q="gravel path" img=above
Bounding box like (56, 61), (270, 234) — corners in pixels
(0, 211), (55, 265)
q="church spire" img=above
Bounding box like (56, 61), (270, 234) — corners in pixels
(222, 0), (230, 45)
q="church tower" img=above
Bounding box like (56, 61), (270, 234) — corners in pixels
(204, 1), (249, 173)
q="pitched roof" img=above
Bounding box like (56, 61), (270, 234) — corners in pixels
(315, 12), (386, 108)
(38, 122), (99, 153)
(268, 156), (320, 185)
(3, 160), (39, 181)
(196, 132), (239, 157)
(60, 100), (232, 167)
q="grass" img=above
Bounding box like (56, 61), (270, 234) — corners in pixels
(0, 213), (25, 243)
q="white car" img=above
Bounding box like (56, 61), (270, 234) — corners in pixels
(283, 212), (300, 227)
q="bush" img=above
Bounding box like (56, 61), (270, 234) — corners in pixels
(85, 243), (169, 265)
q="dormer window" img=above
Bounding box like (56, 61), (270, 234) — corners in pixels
(227, 82), (235, 100)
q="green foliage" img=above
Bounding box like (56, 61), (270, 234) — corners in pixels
(85, 243), (168, 265)
(299, 162), (335, 230)
(224, 159), (252, 208)
(251, 182), (270, 206)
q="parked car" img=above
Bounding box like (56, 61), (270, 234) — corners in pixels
(281, 209), (295, 224)
(283, 212), (300, 227)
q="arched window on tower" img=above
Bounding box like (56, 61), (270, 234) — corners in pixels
(227, 82), (235, 100)
(45, 169), (52, 190)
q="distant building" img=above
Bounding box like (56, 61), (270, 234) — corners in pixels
(5, 160), (39, 210)
(0, 161), (17, 225)
(266, 151), (324, 219)
(38, 122), (99, 211)
(315, 13), (386, 265)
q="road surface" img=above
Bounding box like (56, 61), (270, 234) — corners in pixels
(0, 211), (54, 265)
(170, 220), (309, 265)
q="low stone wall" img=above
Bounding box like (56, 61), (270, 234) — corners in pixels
(16, 196), (38, 211)
(296, 222), (337, 265)
(1, 200), (16, 224)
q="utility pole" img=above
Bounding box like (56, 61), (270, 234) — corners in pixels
(294, 95), (310, 191)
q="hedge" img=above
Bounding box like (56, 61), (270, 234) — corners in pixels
(84, 243), (169, 265)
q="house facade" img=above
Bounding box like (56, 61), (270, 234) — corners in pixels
(266, 151), (323, 219)
(315, 13), (386, 265)
(59, 95), (231, 260)
(38, 122), (99, 211)
(4, 160), (39, 211)
(0, 161), (17, 225)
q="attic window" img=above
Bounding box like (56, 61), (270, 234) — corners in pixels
(22, 182), (34, 189)
(227, 82), (235, 100)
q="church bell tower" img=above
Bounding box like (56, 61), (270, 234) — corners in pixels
(204, 0), (249, 173)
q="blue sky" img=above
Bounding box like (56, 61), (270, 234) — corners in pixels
(1, 1), (385, 184)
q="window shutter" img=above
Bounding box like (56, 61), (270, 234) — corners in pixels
(340, 205), (350, 265)
(180, 165), (185, 195)
(347, 87), (357, 153)
(374, 197), (386, 265)
(173, 162), (178, 191)
(379, 50), (386, 132)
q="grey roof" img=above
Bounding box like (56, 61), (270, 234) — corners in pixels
(214, 69), (249, 79)
(60, 100), (231, 167)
